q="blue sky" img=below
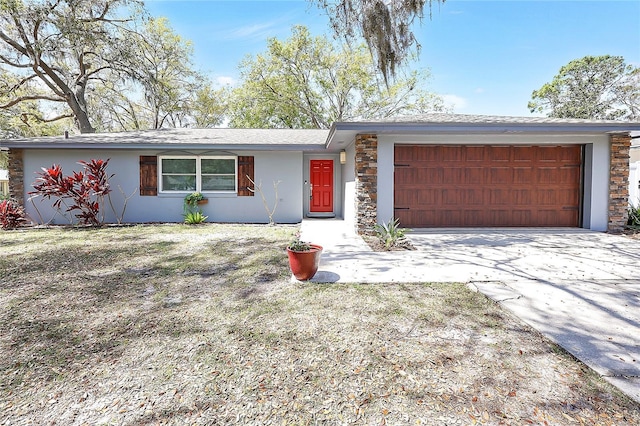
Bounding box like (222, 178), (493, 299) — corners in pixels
(145, 0), (640, 117)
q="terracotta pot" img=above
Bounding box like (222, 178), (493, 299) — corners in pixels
(197, 199), (208, 205)
(287, 244), (323, 281)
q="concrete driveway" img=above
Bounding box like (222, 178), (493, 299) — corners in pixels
(300, 221), (640, 403)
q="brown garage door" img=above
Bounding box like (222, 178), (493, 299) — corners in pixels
(394, 145), (582, 227)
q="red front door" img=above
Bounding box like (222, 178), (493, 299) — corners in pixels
(310, 160), (334, 213)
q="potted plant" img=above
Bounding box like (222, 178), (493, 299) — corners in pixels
(184, 191), (207, 206)
(287, 234), (323, 281)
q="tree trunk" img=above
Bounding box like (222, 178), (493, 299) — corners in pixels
(70, 81), (95, 133)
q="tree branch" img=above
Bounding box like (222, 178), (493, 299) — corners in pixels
(21, 112), (74, 123)
(0, 54), (31, 68)
(0, 94), (65, 109)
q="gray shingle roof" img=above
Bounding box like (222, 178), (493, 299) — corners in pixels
(3, 114), (640, 150)
(0, 128), (330, 150)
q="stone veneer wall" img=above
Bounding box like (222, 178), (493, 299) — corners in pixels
(354, 134), (377, 235)
(8, 148), (24, 206)
(608, 133), (631, 232)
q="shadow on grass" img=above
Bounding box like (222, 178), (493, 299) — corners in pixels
(0, 231), (291, 389)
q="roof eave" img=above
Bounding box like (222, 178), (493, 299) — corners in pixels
(0, 142), (327, 151)
(324, 122), (640, 148)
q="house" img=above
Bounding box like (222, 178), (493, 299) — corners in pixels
(2, 114), (640, 233)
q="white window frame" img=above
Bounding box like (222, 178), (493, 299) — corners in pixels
(159, 155), (238, 194)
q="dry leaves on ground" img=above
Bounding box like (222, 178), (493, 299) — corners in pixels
(0, 224), (639, 425)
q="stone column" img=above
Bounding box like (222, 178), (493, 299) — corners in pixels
(608, 133), (631, 232)
(8, 148), (24, 206)
(355, 134), (377, 235)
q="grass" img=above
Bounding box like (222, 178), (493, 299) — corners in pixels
(0, 224), (639, 425)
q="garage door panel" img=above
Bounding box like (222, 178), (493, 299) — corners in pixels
(536, 189), (558, 205)
(513, 167), (534, 184)
(559, 146), (582, 162)
(537, 168), (559, 184)
(440, 210), (463, 226)
(558, 167), (581, 183)
(489, 189), (513, 205)
(512, 189), (532, 205)
(394, 145), (582, 227)
(513, 146), (535, 162)
(417, 189), (439, 205)
(464, 210), (486, 226)
(465, 146), (485, 161)
(394, 168), (416, 184)
(462, 189), (484, 205)
(395, 189), (418, 206)
(424, 168), (443, 183)
(465, 167), (485, 183)
(442, 189), (459, 205)
(443, 167), (464, 182)
(441, 146), (463, 161)
(490, 167), (513, 184)
(556, 189), (580, 205)
(489, 209), (513, 224)
(490, 146), (511, 161)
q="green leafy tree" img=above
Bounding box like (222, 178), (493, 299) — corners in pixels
(229, 26), (446, 129)
(126, 17), (204, 129)
(313, 0), (444, 84)
(0, 67), (68, 138)
(0, 0), (146, 133)
(191, 84), (230, 128)
(87, 17), (212, 131)
(528, 55), (640, 120)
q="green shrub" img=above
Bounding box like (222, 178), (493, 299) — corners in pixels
(628, 205), (640, 228)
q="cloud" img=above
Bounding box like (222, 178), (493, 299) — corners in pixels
(441, 94), (468, 111)
(216, 76), (235, 86)
(228, 22), (279, 41)
(223, 10), (300, 42)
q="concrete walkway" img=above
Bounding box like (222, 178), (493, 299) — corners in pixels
(299, 219), (640, 403)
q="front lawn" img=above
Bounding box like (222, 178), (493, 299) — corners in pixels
(0, 224), (638, 424)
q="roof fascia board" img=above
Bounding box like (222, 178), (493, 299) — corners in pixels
(332, 122), (640, 134)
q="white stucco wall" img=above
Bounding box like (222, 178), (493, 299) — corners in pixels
(376, 133), (611, 231)
(22, 149), (304, 224)
(342, 142), (356, 230)
(631, 162), (640, 208)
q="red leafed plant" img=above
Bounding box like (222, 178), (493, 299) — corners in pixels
(30, 159), (114, 226)
(0, 199), (27, 230)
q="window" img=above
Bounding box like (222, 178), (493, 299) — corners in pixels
(159, 156), (237, 193)
(201, 158), (236, 191)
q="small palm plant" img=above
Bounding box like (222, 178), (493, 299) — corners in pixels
(374, 218), (410, 250)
